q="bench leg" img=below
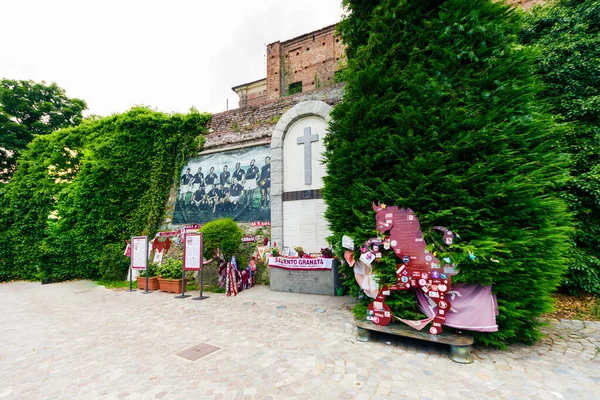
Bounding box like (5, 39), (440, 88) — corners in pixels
(449, 345), (473, 364)
(356, 326), (371, 342)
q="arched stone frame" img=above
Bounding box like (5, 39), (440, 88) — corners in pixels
(270, 100), (333, 249)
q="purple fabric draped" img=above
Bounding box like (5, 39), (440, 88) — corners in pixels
(416, 283), (499, 332)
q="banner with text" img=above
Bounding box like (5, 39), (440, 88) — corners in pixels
(268, 257), (334, 271)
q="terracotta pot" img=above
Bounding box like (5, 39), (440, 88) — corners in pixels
(157, 278), (188, 294)
(137, 276), (160, 291)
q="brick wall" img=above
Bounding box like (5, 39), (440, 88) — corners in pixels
(202, 83), (343, 153)
(266, 41), (282, 101)
(266, 25), (346, 101)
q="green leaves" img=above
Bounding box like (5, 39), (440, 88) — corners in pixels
(325, 0), (573, 347)
(0, 79), (87, 182)
(200, 218), (243, 262)
(0, 107), (210, 282)
(523, 0), (600, 294)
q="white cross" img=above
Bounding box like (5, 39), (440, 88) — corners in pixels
(296, 127), (319, 185)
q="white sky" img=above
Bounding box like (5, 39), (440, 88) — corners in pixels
(1, 0), (344, 117)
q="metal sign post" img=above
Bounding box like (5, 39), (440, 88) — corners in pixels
(176, 232), (200, 299)
(190, 233), (208, 301)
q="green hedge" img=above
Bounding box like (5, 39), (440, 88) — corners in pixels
(324, 0), (573, 347)
(521, 0), (600, 294)
(0, 107), (210, 282)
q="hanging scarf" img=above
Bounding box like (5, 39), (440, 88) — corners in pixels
(226, 256), (239, 297)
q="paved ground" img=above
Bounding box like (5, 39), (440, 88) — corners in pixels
(1, 281), (599, 400)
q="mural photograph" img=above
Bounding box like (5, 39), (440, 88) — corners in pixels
(172, 145), (271, 224)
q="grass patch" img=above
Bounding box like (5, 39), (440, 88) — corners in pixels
(96, 280), (137, 289)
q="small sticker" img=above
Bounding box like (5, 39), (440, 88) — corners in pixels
(418, 279), (427, 286)
(402, 255), (410, 263)
(405, 283), (411, 288)
(421, 272), (428, 279)
(440, 273), (448, 279)
(385, 213), (393, 219)
(341, 235), (355, 250)
(431, 271), (440, 279)
(396, 265), (405, 274)
(429, 327), (438, 335)
(401, 276), (409, 283)
(438, 301), (448, 309)
(391, 240), (397, 247)
(439, 310), (445, 315)
(425, 255), (432, 261)
(382, 290), (390, 296)
(384, 311), (390, 317)
(421, 286), (428, 292)
(438, 284), (447, 292)
(431, 263), (440, 269)
(429, 291), (439, 298)
(408, 215), (414, 221)
(360, 252), (375, 265)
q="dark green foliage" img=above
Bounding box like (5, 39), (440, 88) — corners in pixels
(521, 0), (600, 294)
(138, 263), (159, 278)
(98, 243), (131, 281)
(200, 218), (243, 262)
(158, 258), (184, 280)
(0, 79), (87, 181)
(0, 107), (210, 282)
(324, 0), (573, 347)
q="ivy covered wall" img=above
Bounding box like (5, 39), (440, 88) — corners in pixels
(0, 107), (210, 282)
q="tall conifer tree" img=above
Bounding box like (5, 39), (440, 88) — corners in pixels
(324, 0), (573, 346)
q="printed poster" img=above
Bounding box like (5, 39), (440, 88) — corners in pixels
(184, 233), (203, 271)
(172, 145), (271, 224)
(131, 236), (148, 270)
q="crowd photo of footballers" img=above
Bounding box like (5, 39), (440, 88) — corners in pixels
(177, 156), (271, 215)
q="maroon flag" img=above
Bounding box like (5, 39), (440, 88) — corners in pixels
(124, 240), (131, 257)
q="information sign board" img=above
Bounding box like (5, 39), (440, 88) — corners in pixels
(131, 236), (148, 270)
(184, 233), (203, 271)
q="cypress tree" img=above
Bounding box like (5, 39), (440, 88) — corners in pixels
(324, 0), (573, 347)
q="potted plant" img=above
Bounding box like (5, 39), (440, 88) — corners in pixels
(320, 247), (335, 259)
(293, 246), (304, 258)
(157, 258), (186, 294)
(137, 263), (160, 291)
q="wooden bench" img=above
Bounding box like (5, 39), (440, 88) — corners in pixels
(356, 320), (474, 364)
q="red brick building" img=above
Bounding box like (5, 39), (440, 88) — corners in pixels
(232, 24), (345, 108)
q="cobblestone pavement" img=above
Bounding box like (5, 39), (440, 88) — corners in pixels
(1, 281), (599, 400)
